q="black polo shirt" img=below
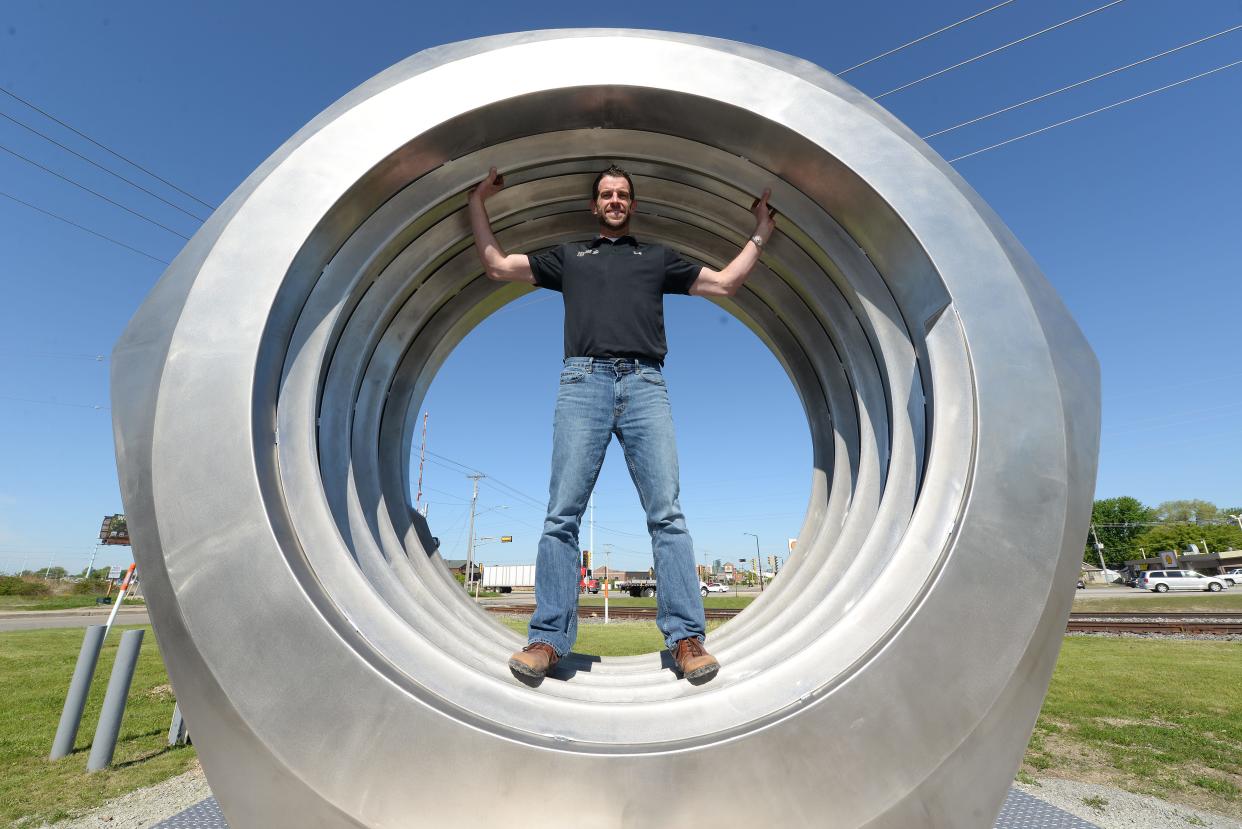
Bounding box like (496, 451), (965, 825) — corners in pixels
(528, 236), (701, 363)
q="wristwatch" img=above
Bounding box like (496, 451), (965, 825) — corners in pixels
(750, 234), (764, 249)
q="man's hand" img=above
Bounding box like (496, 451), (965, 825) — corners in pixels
(471, 166), (505, 203)
(751, 188), (775, 243)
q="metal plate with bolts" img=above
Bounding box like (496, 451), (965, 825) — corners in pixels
(113, 29), (1099, 829)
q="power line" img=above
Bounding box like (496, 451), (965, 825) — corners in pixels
(0, 190), (169, 264)
(924, 23), (1242, 139)
(0, 85), (216, 211)
(0, 352), (108, 360)
(949, 57), (1242, 161)
(0, 393), (109, 411)
(0, 108), (210, 222)
(837, 0), (1017, 75)
(0, 140), (191, 239)
(425, 449), (651, 539)
(876, 0), (1128, 99)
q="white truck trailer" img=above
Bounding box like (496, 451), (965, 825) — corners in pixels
(481, 563), (536, 594)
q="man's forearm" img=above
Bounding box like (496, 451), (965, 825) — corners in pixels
(468, 194), (507, 275)
(715, 239), (764, 294)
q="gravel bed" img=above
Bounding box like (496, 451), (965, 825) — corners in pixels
(1067, 631), (1242, 642)
(37, 764), (208, 829)
(1016, 777), (1242, 829)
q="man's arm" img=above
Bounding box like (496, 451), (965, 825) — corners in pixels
(469, 167), (535, 284)
(689, 189), (776, 297)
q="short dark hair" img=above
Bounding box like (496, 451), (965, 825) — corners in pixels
(592, 165), (635, 201)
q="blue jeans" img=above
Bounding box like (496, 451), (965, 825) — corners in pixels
(528, 357), (706, 656)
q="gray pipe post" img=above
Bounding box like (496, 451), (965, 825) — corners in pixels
(87, 628), (145, 772)
(168, 702), (189, 746)
(49, 624), (107, 760)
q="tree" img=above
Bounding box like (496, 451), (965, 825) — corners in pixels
(1085, 496), (1156, 566)
(1152, 499), (1219, 523)
(1132, 523), (1242, 558)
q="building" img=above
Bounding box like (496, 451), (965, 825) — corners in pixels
(1122, 549), (1242, 577)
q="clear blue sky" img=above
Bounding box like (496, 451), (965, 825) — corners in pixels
(1, 1), (1239, 575)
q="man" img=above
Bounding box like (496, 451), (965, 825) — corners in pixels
(468, 164), (774, 681)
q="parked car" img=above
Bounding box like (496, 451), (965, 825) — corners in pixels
(1220, 568), (1242, 587)
(1076, 579), (1085, 590)
(701, 581), (728, 595)
(1135, 570), (1228, 593)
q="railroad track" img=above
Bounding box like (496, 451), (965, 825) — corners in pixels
(484, 605), (1242, 635)
(1066, 611), (1242, 635)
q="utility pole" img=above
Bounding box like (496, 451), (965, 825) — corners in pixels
(464, 474), (484, 591)
(743, 533), (764, 591)
(84, 545), (100, 579)
(414, 413), (429, 515)
(1089, 524), (1107, 573)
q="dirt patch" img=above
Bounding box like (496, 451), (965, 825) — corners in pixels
(1025, 731), (1241, 819)
(144, 684), (175, 702)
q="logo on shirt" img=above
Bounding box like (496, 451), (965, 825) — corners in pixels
(632, 249), (643, 255)
(576, 249), (600, 257)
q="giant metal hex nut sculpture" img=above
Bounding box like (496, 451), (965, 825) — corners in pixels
(112, 30), (1100, 829)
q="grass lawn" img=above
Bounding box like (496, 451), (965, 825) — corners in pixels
(0, 595), (145, 612)
(577, 595), (755, 610)
(0, 625), (196, 827)
(1025, 636), (1241, 818)
(498, 618), (728, 656)
(1072, 593), (1242, 612)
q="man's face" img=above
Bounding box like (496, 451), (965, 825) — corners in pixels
(592, 175), (634, 233)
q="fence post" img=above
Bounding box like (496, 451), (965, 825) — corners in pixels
(168, 701), (190, 746)
(87, 628), (144, 771)
(50, 625), (107, 760)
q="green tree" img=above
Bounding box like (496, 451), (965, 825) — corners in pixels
(1085, 496), (1155, 566)
(1152, 499), (1219, 523)
(1132, 523), (1242, 557)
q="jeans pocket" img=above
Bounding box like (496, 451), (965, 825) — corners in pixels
(638, 369), (667, 386)
(560, 369), (587, 384)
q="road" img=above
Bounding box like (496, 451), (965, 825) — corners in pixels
(0, 608), (151, 632)
(1075, 586), (1240, 601)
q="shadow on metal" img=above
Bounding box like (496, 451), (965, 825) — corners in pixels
(113, 30), (1100, 829)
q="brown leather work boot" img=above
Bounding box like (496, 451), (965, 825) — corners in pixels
(509, 642), (560, 678)
(672, 637), (719, 680)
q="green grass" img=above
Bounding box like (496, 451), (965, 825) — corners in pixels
(1024, 637), (1241, 818)
(0, 626), (196, 826)
(498, 618), (727, 656)
(1072, 593), (1242, 612)
(577, 595), (755, 610)
(0, 595), (145, 612)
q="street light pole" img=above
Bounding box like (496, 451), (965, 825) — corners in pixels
(1230, 514), (1242, 531)
(743, 533), (764, 592)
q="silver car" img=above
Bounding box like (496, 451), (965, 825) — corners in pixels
(1136, 570), (1228, 593)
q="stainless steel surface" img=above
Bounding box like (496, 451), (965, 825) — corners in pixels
(111, 30), (1100, 828)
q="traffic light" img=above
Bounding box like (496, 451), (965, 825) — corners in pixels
(767, 555), (776, 570)
(582, 549), (591, 574)
(500, 536), (513, 543)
